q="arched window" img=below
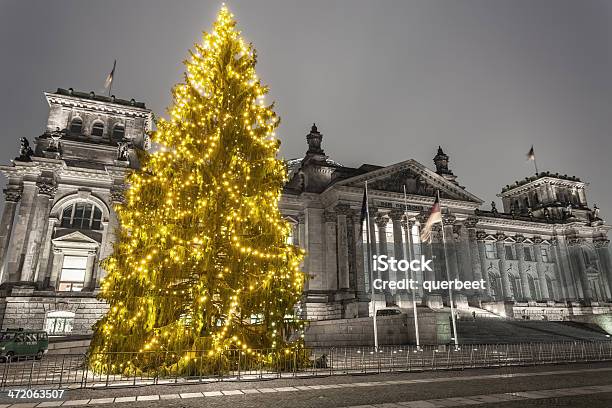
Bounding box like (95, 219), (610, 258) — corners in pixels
(91, 121), (105, 137)
(61, 202), (103, 230)
(69, 118), (83, 135)
(45, 311), (75, 335)
(111, 124), (125, 141)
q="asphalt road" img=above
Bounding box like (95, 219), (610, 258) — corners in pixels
(1, 361), (612, 407)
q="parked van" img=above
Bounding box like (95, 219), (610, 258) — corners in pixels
(0, 329), (49, 361)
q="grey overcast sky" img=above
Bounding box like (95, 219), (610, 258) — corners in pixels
(1, 0), (611, 215)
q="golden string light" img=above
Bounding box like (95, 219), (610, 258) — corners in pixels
(90, 5), (306, 376)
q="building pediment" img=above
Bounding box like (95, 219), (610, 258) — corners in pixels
(332, 159), (482, 204)
(52, 230), (101, 249)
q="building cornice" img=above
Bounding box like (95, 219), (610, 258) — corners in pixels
(45, 92), (151, 119)
(499, 176), (587, 197)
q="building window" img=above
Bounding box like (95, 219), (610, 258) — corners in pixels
(45, 311), (75, 335)
(58, 255), (87, 292)
(111, 124), (125, 142)
(504, 245), (514, 260)
(69, 118), (83, 135)
(540, 247), (549, 262)
(91, 121), (105, 137)
(485, 243), (497, 259)
(523, 247), (532, 261)
(285, 223), (296, 245)
(61, 202), (103, 230)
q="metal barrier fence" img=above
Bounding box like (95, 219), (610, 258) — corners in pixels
(1, 341), (611, 389)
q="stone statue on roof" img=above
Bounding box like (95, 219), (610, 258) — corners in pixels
(15, 137), (34, 162)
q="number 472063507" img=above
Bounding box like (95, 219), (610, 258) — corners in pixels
(7, 389), (65, 399)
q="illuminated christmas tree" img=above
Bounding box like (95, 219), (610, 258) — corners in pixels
(90, 5), (305, 375)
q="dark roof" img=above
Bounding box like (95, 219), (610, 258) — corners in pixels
(358, 164), (384, 172)
(54, 88), (147, 109)
(502, 171), (582, 193)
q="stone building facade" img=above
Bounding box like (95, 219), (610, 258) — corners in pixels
(0, 89), (151, 335)
(284, 127), (612, 321)
(0, 90), (610, 335)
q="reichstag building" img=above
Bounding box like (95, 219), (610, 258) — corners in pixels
(0, 89), (610, 335)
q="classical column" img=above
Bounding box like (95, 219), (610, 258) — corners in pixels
(443, 214), (459, 281)
(367, 206), (378, 267)
(84, 249), (98, 290)
(323, 210), (338, 291)
(20, 178), (57, 283)
(335, 204), (351, 290)
(417, 213), (435, 284)
(515, 235), (532, 301)
(594, 238), (612, 301)
(465, 218), (482, 283)
(402, 218), (421, 297)
(297, 213), (307, 290)
(375, 213), (391, 303)
(0, 186), (22, 284)
(389, 209), (405, 280)
(555, 234), (578, 300)
(4, 182), (37, 282)
(454, 223), (469, 282)
(533, 237), (550, 300)
(36, 217), (59, 288)
(476, 231), (493, 298)
(402, 219), (413, 259)
(496, 233), (513, 301)
(49, 248), (64, 289)
(375, 214), (389, 279)
(569, 238), (592, 303)
(547, 238), (567, 300)
(350, 209), (366, 293)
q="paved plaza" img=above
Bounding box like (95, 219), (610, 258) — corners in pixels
(1, 361), (612, 407)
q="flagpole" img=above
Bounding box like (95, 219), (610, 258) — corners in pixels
(403, 185), (421, 350)
(365, 181), (378, 350)
(533, 156), (539, 176)
(438, 190), (459, 350)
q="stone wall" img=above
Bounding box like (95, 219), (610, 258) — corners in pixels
(1, 287), (108, 335)
(304, 308), (451, 347)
